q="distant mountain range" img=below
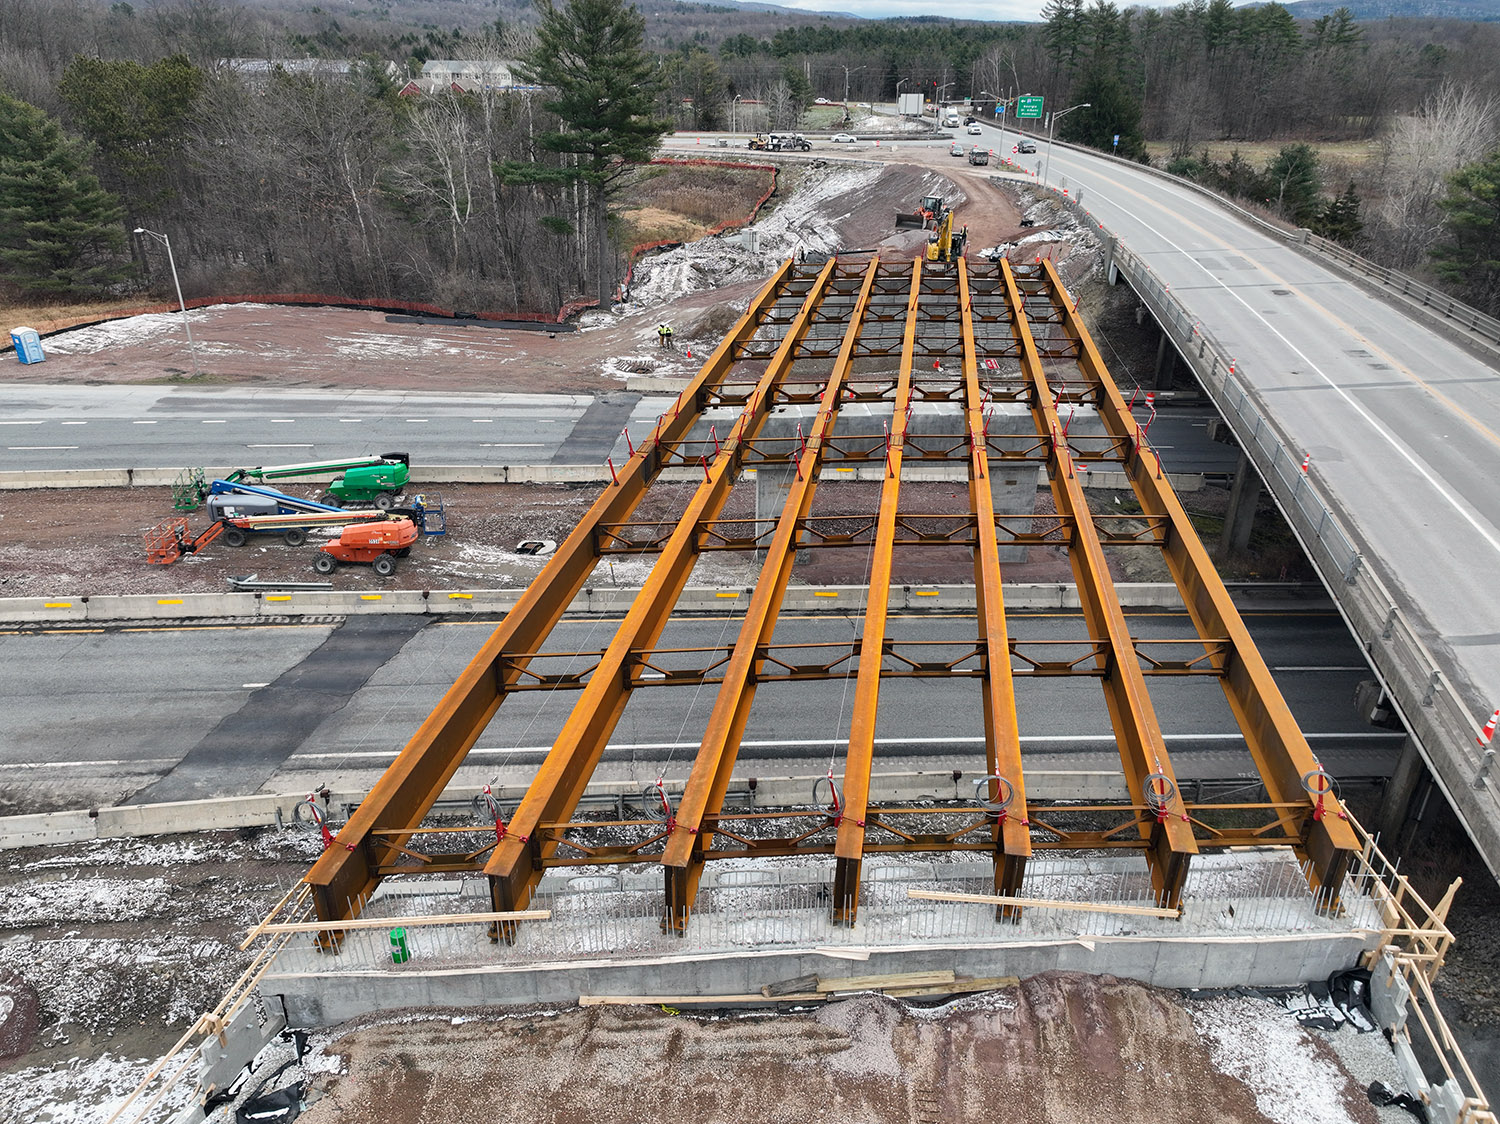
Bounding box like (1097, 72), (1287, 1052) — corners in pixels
(1267, 0), (1500, 18)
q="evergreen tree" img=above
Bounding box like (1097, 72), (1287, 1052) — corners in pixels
(509, 0), (671, 304)
(1431, 149), (1500, 317)
(1058, 69), (1146, 161)
(1313, 181), (1363, 246)
(58, 55), (204, 212)
(0, 93), (129, 297)
(1262, 144), (1321, 225)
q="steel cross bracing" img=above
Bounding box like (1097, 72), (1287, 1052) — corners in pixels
(302, 257), (1357, 942)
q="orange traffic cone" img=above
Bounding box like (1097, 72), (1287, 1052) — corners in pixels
(1479, 708), (1500, 746)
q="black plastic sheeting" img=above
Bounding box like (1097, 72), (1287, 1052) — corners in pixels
(235, 1085), (302, 1123)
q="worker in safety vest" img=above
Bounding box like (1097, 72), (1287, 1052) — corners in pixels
(657, 322), (674, 349)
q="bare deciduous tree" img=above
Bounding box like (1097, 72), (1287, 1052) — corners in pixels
(1372, 83), (1500, 269)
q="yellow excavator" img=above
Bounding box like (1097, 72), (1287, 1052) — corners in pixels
(895, 194), (948, 230)
(926, 208), (969, 263)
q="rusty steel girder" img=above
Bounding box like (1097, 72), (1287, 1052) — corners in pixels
(660, 259), (883, 929)
(302, 254), (1358, 944)
(485, 259), (842, 923)
(1035, 260), (1358, 892)
(997, 259), (1198, 907)
(303, 261), (798, 928)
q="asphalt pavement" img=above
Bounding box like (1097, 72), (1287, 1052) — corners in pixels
(0, 607), (1392, 814)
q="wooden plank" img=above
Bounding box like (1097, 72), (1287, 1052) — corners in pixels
(909, 889), (1179, 919)
(815, 969), (956, 993)
(884, 975), (1021, 998)
(253, 909), (550, 935)
(762, 973), (820, 998)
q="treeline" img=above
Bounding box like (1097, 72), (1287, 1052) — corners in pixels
(0, 51), (613, 314)
(2, 0), (1499, 315)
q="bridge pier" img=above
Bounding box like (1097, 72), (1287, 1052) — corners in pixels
(1217, 450), (1262, 559)
(1376, 736), (1433, 849)
(1154, 332), (1178, 390)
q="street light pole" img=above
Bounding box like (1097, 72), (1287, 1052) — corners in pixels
(841, 64), (865, 111)
(1043, 102), (1090, 187)
(134, 227), (199, 375)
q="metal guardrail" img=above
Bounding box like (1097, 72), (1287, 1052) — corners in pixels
(1041, 186), (1500, 882)
(1302, 233), (1500, 351)
(1045, 138), (1500, 356)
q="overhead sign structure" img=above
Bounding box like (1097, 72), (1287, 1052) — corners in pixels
(1016, 96), (1044, 119)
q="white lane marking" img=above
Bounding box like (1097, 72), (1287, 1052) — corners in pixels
(1089, 175), (1500, 557)
(271, 418), (295, 423)
(0, 758), (178, 770)
(8, 445), (78, 450)
(479, 443), (546, 448)
(132, 420), (158, 425)
(472, 418), (493, 423)
(1272, 665), (1367, 672)
(246, 443), (314, 449)
(202, 419), (227, 424)
(338, 418), (363, 423)
(406, 418), (428, 422)
(242, 682), (270, 688)
(61, 421), (87, 425)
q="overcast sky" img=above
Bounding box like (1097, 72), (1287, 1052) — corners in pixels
(769, 0), (1194, 20)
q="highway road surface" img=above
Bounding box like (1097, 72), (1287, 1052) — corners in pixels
(0, 606), (1394, 814)
(0, 384), (1239, 478)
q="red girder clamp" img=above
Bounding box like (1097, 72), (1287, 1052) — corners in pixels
(814, 772), (843, 827)
(294, 791), (336, 850)
(1144, 773), (1176, 825)
(473, 784), (507, 845)
(1302, 768), (1341, 822)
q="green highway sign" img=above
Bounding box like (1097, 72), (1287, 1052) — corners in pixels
(1016, 96), (1044, 119)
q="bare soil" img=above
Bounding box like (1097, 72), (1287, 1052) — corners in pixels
(297, 978), (1375, 1124)
(0, 479), (1105, 599)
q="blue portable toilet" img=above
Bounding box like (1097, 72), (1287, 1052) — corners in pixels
(10, 327), (44, 365)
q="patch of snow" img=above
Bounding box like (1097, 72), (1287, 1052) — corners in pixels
(2, 1052), (194, 1124)
(0, 876), (172, 926)
(1190, 996), (1368, 1124)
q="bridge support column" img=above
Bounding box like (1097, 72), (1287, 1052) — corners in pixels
(1377, 736), (1430, 847)
(1102, 234), (1118, 285)
(1217, 451), (1261, 559)
(1154, 331), (1177, 390)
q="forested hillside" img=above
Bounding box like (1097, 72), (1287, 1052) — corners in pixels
(1, 0), (1498, 317)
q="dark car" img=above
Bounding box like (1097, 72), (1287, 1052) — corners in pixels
(1017, 139), (1037, 154)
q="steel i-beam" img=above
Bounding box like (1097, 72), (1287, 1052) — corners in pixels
(1038, 260), (1358, 894)
(959, 260), (1033, 918)
(484, 259), (842, 930)
(827, 258), (926, 924)
(1000, 260), (1198, 907)
(302, 261), (797, 934)
(662, 258), (882, 931)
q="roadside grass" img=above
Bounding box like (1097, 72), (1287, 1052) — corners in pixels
(617, 163), (774, 248)
(1145, 138), (1383, 168)
(0, 295), (148, 333)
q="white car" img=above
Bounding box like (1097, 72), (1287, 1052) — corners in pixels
(815, 97), (829, 105)
(830, 132), (856, 143)
(967, 123), (983, 135)
(857, 102), (870, 108)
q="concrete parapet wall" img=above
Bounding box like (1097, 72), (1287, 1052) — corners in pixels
(0, 768), (1128, 851)
(267, 932), (1372, 1028)
(0, 582), (1196, 624)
